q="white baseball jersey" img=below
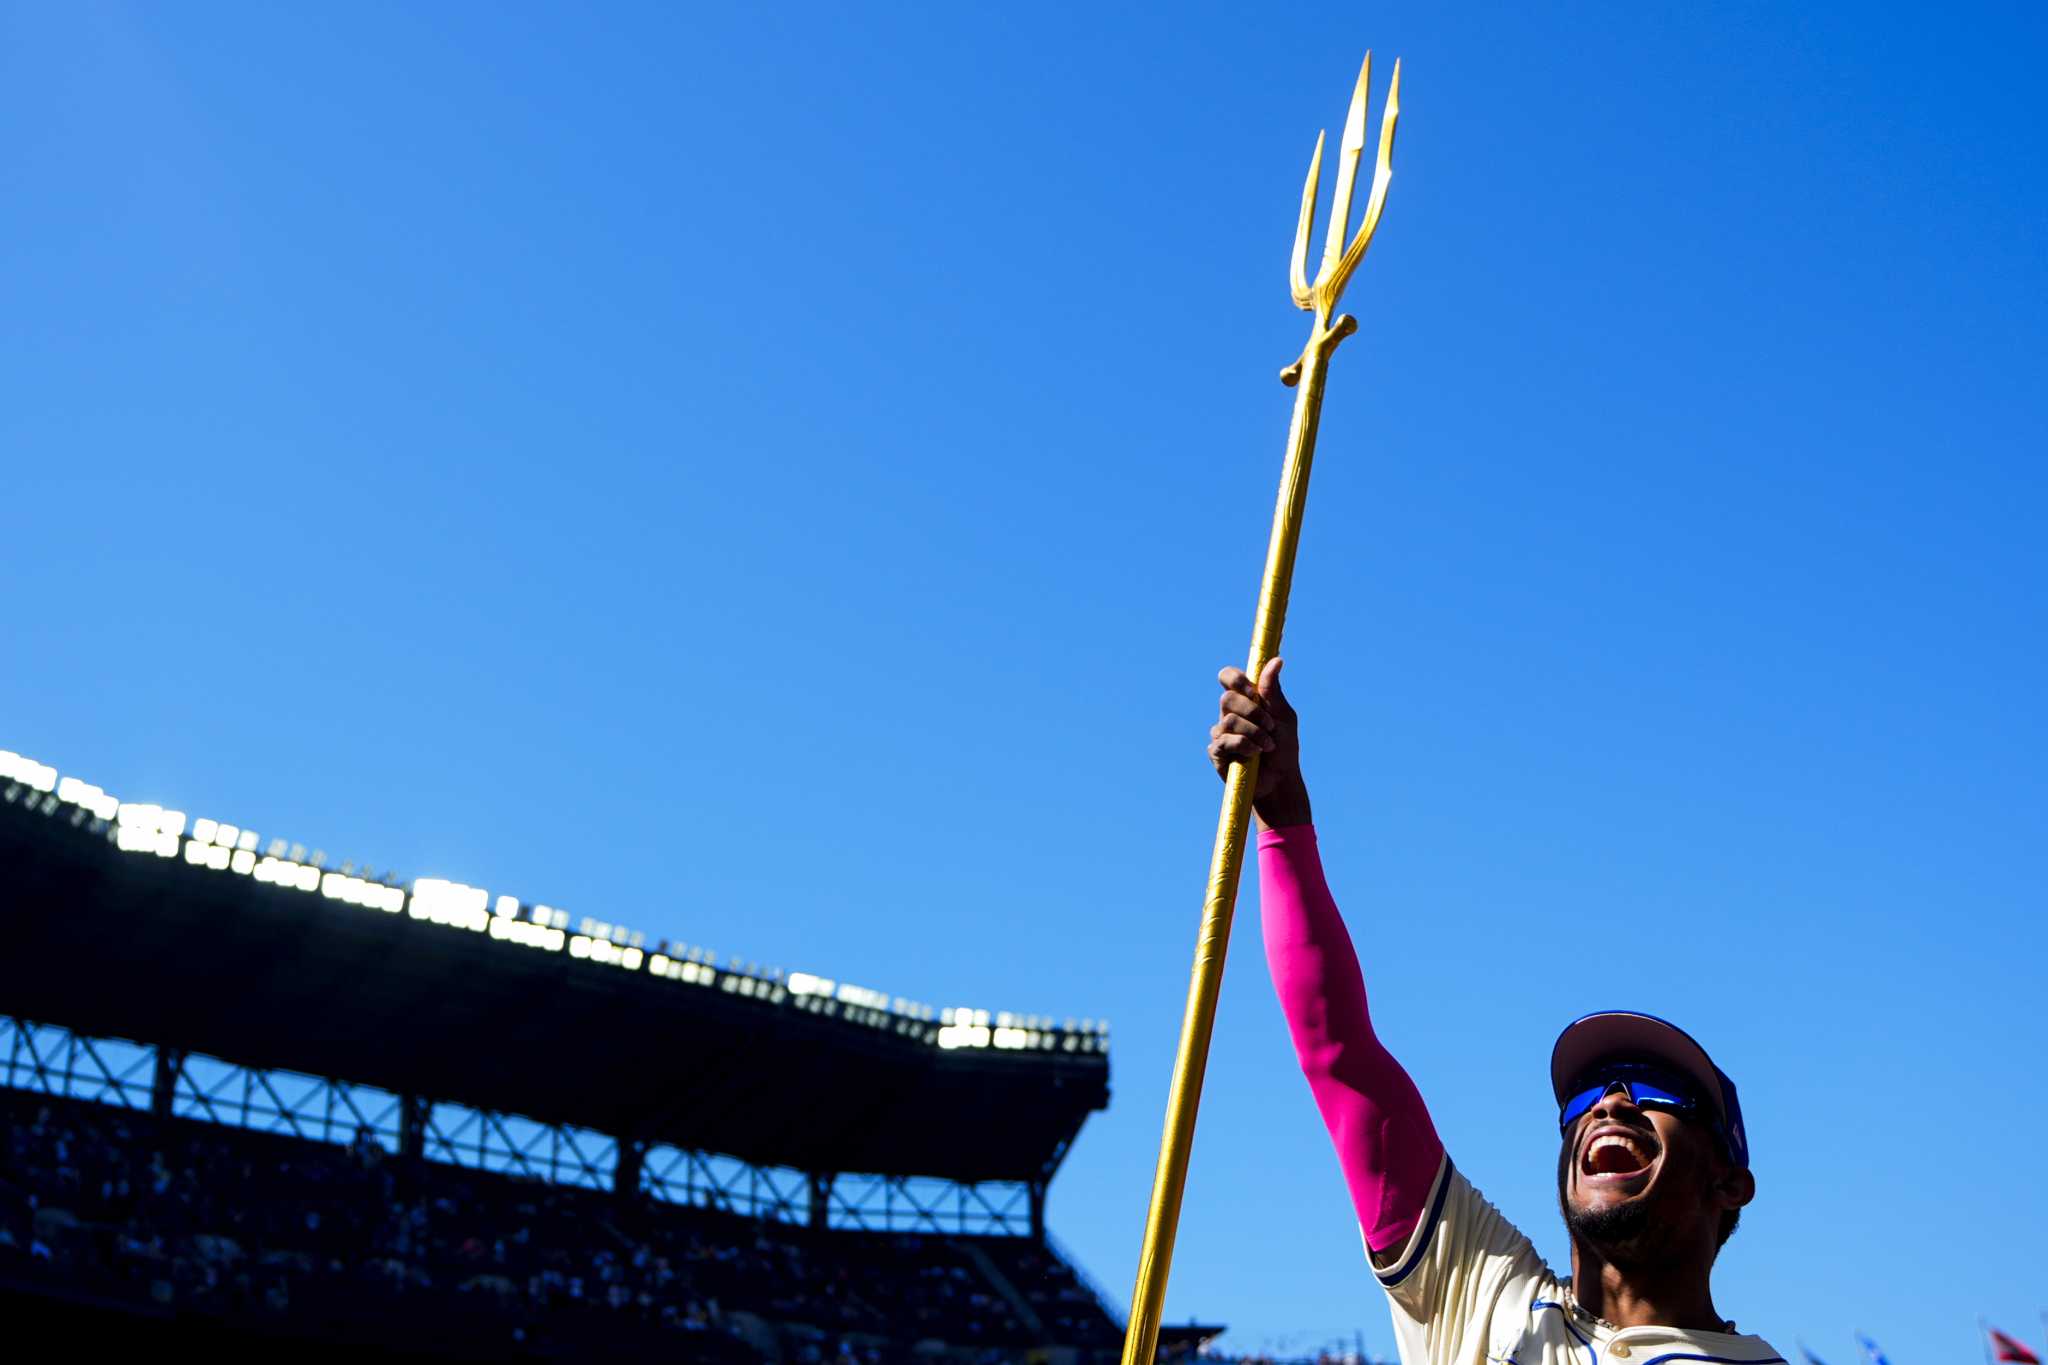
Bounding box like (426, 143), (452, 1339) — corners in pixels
(1375, 1158), (1785, 1365)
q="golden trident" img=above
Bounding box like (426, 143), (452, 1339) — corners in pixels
(1120, 53), (1400, 1365)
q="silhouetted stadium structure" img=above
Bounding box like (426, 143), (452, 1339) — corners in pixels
(0, 749), (1224, 1364)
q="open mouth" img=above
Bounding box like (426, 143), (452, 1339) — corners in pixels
(1579, 1127), (1657, 1181)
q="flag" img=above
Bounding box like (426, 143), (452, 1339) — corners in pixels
(1989, 1329), (2042, 1365)
(1855, 1333), (1892, 1365)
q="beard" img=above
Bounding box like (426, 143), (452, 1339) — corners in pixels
(1563, 1195), (1657, 1259)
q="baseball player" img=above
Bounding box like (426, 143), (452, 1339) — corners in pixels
(1210, 659), (1784, 1365)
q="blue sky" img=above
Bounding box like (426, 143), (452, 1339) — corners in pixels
(4, 2), (2044, 1359)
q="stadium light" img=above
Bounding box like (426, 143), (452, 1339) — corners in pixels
(321, 870), (405, 913)
(254, 856), (321, 892)
(835, 982), (887, 1011)
(114, 803), (184, 856)
(55, 777), (119, 821)
(489, 915), (565, 952)
(648, 955), (716, 985)
(191, 844), (231, 872)
(117, 802), (185, 837)
(568, 935), (641, 970)
(0, 751), (59, 793)
(411, 879), (489, 931)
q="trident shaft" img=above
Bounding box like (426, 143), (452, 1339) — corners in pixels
(1120, 54), (1400, 1365)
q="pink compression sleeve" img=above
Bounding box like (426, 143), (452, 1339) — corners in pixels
(1259, 824), (1445, 1253)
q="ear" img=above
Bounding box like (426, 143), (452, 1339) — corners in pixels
(1716, 1163), (1756, 1212)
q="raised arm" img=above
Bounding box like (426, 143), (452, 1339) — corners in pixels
(1210, 661), (1446, 1257)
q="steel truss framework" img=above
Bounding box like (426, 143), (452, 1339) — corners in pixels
(637, 1149), (1033, 1236)
(0, 1016), (1036, 1236)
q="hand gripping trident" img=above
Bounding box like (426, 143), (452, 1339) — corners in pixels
(1120, 54), (1400, 1365)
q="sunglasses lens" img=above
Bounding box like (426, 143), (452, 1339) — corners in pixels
(1558, 1084), (1605, 1131)
(1625, 1080), (1694, 1112)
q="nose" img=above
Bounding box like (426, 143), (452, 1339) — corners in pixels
(1587, 1081), (1644, 1124)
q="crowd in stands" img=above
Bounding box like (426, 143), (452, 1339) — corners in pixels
(975, 1239), (1122, 1351)
(0, 1087), (1120, 1363)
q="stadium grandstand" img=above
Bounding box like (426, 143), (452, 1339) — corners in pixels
(0, 747), (1240, 1363)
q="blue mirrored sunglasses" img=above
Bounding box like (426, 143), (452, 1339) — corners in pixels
(1557, 1061), (1713, 1133)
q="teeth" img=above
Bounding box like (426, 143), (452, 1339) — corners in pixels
(1585, 1134), (1650, 1171)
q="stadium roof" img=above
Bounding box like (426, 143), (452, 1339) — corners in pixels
(0, 753), (1109, 1184)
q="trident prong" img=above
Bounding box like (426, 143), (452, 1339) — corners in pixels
(1289, 53), (1401, 323)
(1322, 54), (1372, 282)
(1287, 130), (1325, 311)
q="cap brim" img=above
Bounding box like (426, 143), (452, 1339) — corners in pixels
(1549, 1011), (1727, 1123)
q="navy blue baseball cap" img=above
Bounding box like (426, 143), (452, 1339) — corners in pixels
(1549, 1010), (1749, 1169)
